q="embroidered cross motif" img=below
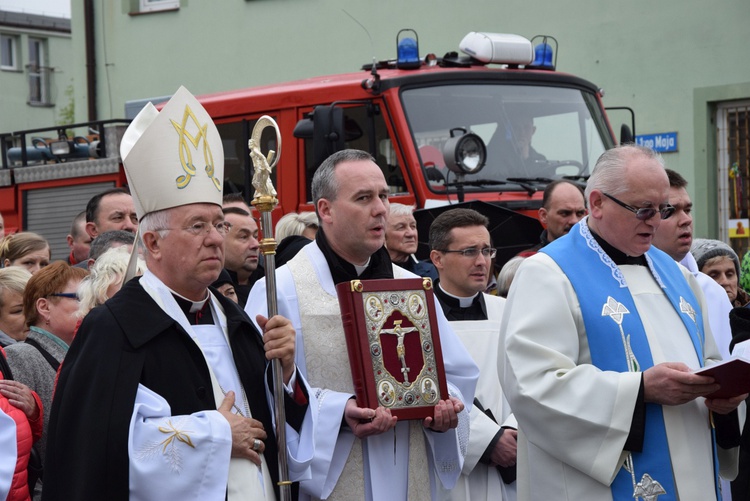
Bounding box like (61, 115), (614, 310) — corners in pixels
(633, 473), (666, 500)
(601, 296), (629, 325)
(134, 418), (195, 474)
(602, 296), (640, 372)
(679, 297), (696, 322)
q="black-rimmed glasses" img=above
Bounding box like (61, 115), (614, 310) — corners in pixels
(438, 247), (497, 259)
(603, 193), (675, 221)
(49, 292), (78, 300)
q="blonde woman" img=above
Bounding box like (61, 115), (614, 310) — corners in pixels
(77, 247), (146, 318)
(275, 211), (319, 266)
(275, 211), (319, 241)
(0, 267), (32, 346)
(0, 233), (50, 275)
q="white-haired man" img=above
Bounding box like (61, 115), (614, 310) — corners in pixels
(500, 145), (742, 500)
(44, 87), (314, 501)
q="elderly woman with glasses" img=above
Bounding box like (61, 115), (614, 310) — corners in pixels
(4, 261), (88, 496)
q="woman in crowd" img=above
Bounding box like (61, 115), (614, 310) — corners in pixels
(0, 347), (43, 501)
(4, 262), (88, 496)
(77, 246), (146, 318)
(497, 256), (525, 299)
(275, 211), (319, 267)
(211, 268), (238, 304)
(0, 233), (50, 275)
(0, 267), (32, 346)
(691, 238), (750, 307)
(275, 211), (319, 241)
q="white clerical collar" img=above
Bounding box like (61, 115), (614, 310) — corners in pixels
(353, 257), (372, 275)
(169, 288), (210, 313)
(439, 283), (479, 308)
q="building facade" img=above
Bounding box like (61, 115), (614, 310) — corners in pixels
(3, 0), (750, 244)
(0, 10), (72, 133)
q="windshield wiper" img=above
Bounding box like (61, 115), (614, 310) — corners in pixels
(445, 179), (509, 187)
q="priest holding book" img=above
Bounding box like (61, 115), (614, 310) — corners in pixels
(499, 144), (744, 501)
(247, 149), (479, 501)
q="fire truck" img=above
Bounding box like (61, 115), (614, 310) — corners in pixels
(0, 31), (630, 261)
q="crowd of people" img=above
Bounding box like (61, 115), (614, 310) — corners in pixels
(0, 86), (748, 501)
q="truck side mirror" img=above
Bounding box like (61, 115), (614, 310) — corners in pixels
(620, 124), (634, 145)
(294, 105), (346, 169)
(312, 105), (345, 168)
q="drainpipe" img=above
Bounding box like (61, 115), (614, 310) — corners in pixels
(84, 0), (97, 121)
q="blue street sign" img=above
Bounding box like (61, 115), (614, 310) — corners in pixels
(635, 132), (678, 153)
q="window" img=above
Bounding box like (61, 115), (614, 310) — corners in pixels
(1, 34), (18, 70)
(139, 0), (180, 13)
(717, 101), (750, 259)
(300, 103), (407, 201)
(28, 38), (51, 105)
(402, 84), (610, 193)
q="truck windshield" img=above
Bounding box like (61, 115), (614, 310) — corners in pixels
(401, 83), (612, 193)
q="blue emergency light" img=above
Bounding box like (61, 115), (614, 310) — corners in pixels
(529, 35), (557, 70)
(397, 29), (420, 69)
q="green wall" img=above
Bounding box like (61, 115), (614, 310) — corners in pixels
(62, 0), (750, 237)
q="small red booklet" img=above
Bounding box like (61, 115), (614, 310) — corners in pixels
(694, 357), (750, 399)
(336, 277), (449, 420)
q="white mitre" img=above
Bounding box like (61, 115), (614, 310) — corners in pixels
(120, 86), (224, 220)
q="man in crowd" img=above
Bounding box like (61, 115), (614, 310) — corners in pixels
(429, 208), (517, 500)
(385, 203), (437, 280)
(222, 206), (261, 307)
(65, 211), (91, 265)
(84, 187), (138, 240)
(652, 169), (733, 360)
(73, 230), (135, 270)
(520, 180), (586, 255)
(500, 144), (742, 500)
(43, 87), (313, 500)
(248, 149), (478, 500)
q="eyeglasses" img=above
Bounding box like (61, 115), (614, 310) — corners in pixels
(49, 292), (78, 300)
(157, 221), (231, 237)
(438, 247), (497, 259)
(603, 193), (675, 221)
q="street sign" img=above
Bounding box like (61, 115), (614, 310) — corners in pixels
(635, 132), (678, 153)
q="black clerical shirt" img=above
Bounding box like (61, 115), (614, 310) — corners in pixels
(433, 281), (488, 321)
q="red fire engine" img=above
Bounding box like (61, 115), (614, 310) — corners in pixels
(0, 31), (629, 261)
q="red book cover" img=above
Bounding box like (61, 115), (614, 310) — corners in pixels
(336, 277), (449, 420)
(694, 357), (750, 399)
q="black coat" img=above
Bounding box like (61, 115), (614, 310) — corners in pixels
(42, 277), (305, 500)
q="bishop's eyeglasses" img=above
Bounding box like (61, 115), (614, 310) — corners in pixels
(156, 221), (232, 237)
(603, 193), (675, 221)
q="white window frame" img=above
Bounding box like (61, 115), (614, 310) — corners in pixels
(139, 0), (180, 13)
(27, 38), (50, 105)
(1, 34), (18, 71)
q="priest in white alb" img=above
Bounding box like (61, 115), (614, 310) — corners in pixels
(247, 149), (479, 501)
(499, 145), (744, 501)
(428, 207), (517, 501)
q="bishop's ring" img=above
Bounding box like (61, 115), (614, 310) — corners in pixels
(252, 438), (262, 452)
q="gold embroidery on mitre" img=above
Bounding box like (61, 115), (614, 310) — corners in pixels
(134, 418), (196, 474)
(170, 105), (221, 191)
